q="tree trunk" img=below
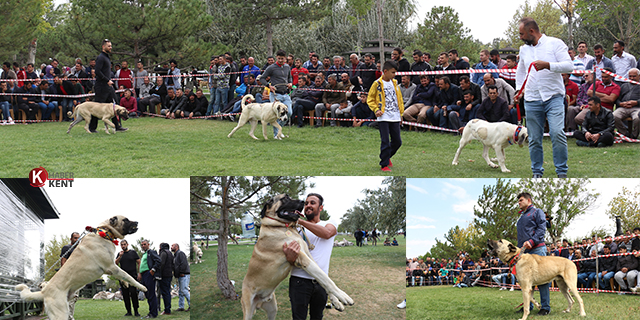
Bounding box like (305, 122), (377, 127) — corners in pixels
(377, 0), (384, 62)
(266, 18), (273, 58)
(567, 15), (573, 49)
(28, 38), (37, 65)
(217, 176), (238, 300)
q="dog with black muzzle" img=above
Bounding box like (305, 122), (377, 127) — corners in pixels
(16, 215), (147, 320)
(241, 194), (353, 320)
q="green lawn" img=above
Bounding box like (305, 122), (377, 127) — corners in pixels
(192, 235), (406, 320)
(1, 117), (638, 177)
(72, 296), (189, 319)
(407, 285), (640, 320)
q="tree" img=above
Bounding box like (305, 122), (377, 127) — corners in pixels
(504, 0), (564, 48)
(43, 234), (67, 281)
(517, 178), (598, 244)
(411, 6), (482, 62)
(575, 0), (640, 54)
(0, 0), (50, 62)
(553, 0), (577, 47)
(473, 178), (521, 244)
(606, 185), (640, 231)
(190, 176), (309, 300)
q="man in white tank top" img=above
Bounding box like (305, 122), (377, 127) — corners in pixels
(283, 193), (337, 319)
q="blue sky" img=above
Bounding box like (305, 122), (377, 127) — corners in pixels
(406, 178), (640, 259)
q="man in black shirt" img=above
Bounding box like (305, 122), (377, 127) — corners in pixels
(89, 39), (126, 132)
(172, 243), (190, 311)
(116, 240), (141, 317)
(60, 232), (80, 320)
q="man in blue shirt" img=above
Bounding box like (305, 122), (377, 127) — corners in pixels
(472, 50), (498, 87)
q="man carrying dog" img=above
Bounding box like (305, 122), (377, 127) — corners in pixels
(282, 193), (337, 320)
(115, 240), (141, 317)
(138, 240), (161, 319)
(516, 192), (551, 316)
(89, 39), (127, 132)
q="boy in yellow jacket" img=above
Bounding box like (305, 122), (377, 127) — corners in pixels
(367, 60), (404, 172)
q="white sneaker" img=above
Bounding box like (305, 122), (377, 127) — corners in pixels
(510, 288), (514, 291)
(397, 300), (406, 309)
(499, 287), (506, 291)
(7, 118), (14, 125)
(630, 287), (638, 293)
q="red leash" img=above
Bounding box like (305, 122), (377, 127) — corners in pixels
(514, 63), (538, 125)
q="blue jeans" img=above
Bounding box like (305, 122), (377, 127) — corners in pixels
(525, 245), (550, 311)
(60, 99), (75, 119)
(178, 274), (190, 309)
(207, 87), (216, 115)
(426, 106), (444, 128)
(214, 87), (229, 114)
(38, 101), (58, 120)
(578, 272), (596, 288)
(232, 99), (243, 113)
(269, 92), (292, 136)
(524, 94), (568, 176)
(598, 271), (615, 290)
(0, 101), (10, 120)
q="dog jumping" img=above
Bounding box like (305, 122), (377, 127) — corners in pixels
(452, 119), (529, 173)
(227, 94), (289, 140)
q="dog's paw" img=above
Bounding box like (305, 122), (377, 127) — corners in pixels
(488, 162), (499, 168)
(452, 161), (458, 165)
(490, 157), (498, 162)
(140, 286), (148, 292)
(501, 168), (511, 173)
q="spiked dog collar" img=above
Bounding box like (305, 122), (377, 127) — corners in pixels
(85, 226), (119, 245)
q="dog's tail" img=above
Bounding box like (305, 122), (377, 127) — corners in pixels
(242, 94), (255, 109)
(66, 109), (84, 134)
(15, 284), (44, 302)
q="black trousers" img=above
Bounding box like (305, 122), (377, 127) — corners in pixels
(574, 131), (614, 147)
(289, 276), (327, 320)
(378, 121), (402, 167)
(89, 86), (121, 131)
(292, 99), (316, 126)
(120, 281), (139, 314)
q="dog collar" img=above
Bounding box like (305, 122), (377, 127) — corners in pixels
(509, 126), (523, 145)
(265, 215), (293, 228)
(508, 251), (521, 275)
(113, 103), (119, 122)
(86, 226), (119, 245)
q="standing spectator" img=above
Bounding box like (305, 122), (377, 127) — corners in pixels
(226, 55), (238, 102)
(207, 56), (218, 116)
(576, 41), (594, 66)
(611, 40), (637, 84)
(158, 243), (174, 315)
(348, 54), (365, 79)
(516, 17), (573, 178)
(115, 240), (141, 317)
(354, 228), (363, 247)
(516, 192), (550, 315)
(568, 47), (585, 85)
(613, 67), (640, 138)
(499, 54), (518, 89)
(472, 50), (498, 87)
(260, 49), (293, 137)
(14, 62), (25, 88)
(360, 53), (378, 90)
(1, 62), (17, 91)
(490, 49), (507, 69)
(410, 50), (431, 85)
(391, 47), (410, 83)
(115, 61), (133, 90)
(305, 54), (322, 83)
(448, 49), (470, 86)
(585, 44), (616, 81)
(166, 59), (181, 90)
(213, 55), (230, 115)
(171, 243), (190, 312)
(291, 58), (309, 86)
(138, 240), (161, 319)
(367, 60), (404, 172)
(326, 55), (347, 79)
(134, 62), (148, 97)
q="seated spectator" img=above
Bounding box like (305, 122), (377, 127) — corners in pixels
(572, 249), (582, 270)
(613, 68), (640, 139)
(139, 77), (167, 116)
(194, 89), (208, 116)
(481, 73), (516, 123)
(412, 266), (424, 286)
(15, 81), (38, 121)
(392, 238), (398, 246)
(476, 86), (510, 123)
(0, 82), (13, 124)
(426, 76), (461, 129)
(574, 96), (615, 147)
(399, 75), (416, 110)
(292, 75), (324, 128)
(346, 76), (364, 106)
(568, 47), (585, 85)
(119, 89), (138, 117)
(454, 270), (471, 288)
(314, 74), (346, 127)
(167, 88), (187, 119)
(406, 267), (412, 286)
(471, 50), (498, 87)
(562, 73), (580, 131)
(567, 73), (594, 131)
(340, 73), (351, 88)
(326, 56), (347, 79)
(34, 81), (57, 120)
(450, 90), (479, 132)
(614, 246), (638, 292)
(574, 68), (620, 126)
(438, 266), (449, 285)
(598, 245), (618, 290)
(289, 75), (310, 125)
(403, 75), (437, 124)
(178, 92), (203, 119)
(352, 92), (376, 127)
(161, 87), (177, 117)
(291, 58), (309, 86)
(499, 54), (518, 89)
(53, 76), (75, 121)
(384, 238), (391, 246)
(577, 250), (598, 288)
(138, 76), (153, 100)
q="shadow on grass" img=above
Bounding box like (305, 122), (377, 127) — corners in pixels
(192, 235), (406, 319)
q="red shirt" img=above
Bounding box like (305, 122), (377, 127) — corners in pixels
(118, 69), (133, 89)
(592, 81), (620, 110)
(119, 96), (137, 113)
(291, 67), (309, 85)
(564, 80), (579, 104)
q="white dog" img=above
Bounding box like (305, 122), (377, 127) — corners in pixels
(452, 119), (528, 173)
(16, 216), (146, 320)
(227, 94), (289, 140)
(192, 243), (203, 264)
(66, 101), (129, 134)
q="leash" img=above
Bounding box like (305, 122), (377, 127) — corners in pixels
(113, 103), (120, 121)
(513, 62), (538, 125)
(509, 250), (522, 276)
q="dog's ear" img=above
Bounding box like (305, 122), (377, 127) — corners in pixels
(109, 216), (119, 226)
(508, 243), (517, 252)
(260, 198), (274, 218)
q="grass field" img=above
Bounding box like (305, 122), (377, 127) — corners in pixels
(1, 117), (638, 177)
(191, 235), (406, 320)
(407, 285), (640, 320)
(71, 296), (189, 319)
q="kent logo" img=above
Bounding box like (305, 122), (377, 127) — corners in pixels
(29, 167), (74, 187)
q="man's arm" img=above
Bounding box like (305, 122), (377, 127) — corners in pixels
(297, 220), (337, 239)
(588, 85), (619, 105)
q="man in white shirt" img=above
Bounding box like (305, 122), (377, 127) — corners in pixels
(283, 193), (337, 320)
(576, 41), (594, 67)
(611, 40), (637, 84)
(516, 17), (573, 178)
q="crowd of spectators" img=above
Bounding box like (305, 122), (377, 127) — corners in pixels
(407, 228), (640, 294)
(2, 42), (638, 141)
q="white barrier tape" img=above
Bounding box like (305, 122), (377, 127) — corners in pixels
(0, 89), (125, 99)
